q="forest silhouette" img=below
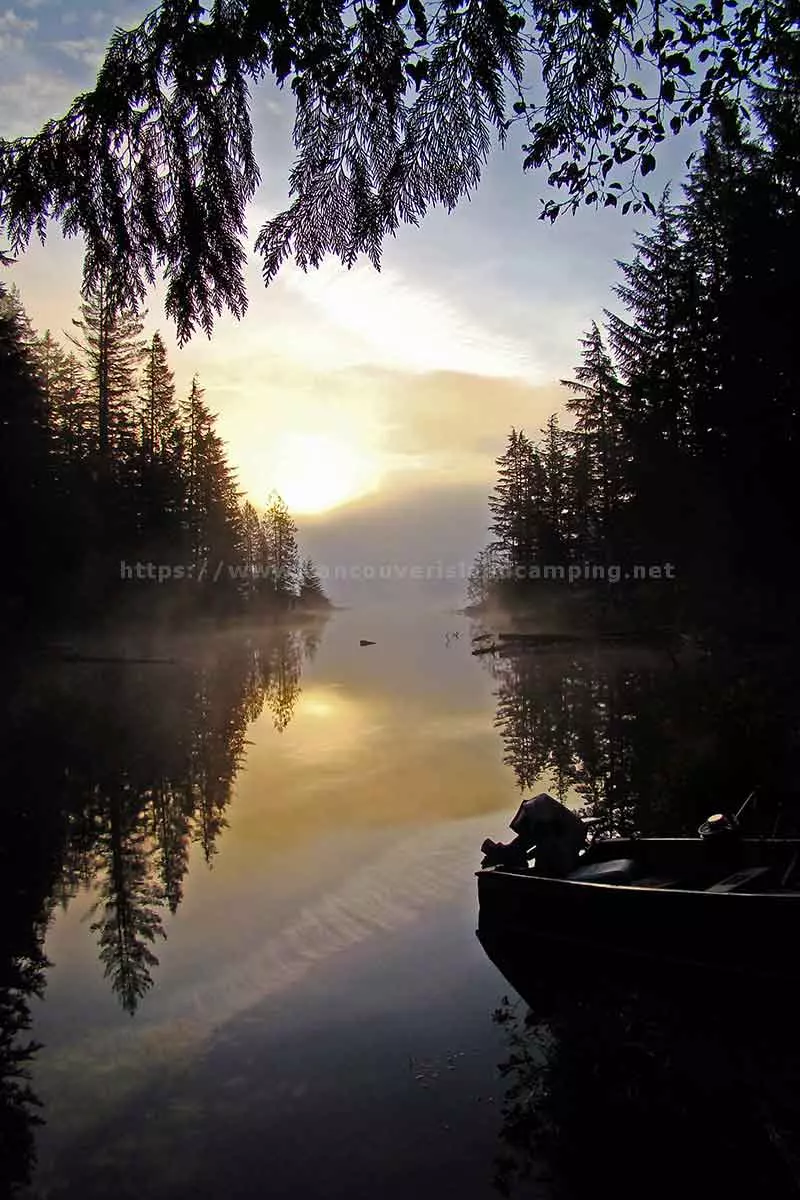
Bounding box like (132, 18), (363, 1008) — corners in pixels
(468, 92), (800, 635)
(0, 279), (330, 641)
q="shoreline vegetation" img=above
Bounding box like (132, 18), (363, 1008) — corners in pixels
(0, 280), (331, 650)
(30, 607), (334, 665)
(463, 95), (800, 649)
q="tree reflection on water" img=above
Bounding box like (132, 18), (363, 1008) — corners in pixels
(488, 638), (800, 838)
(485, 935), (800, 1199)
(480, 636), (800, 1198)
(0, 621), (323, 1191)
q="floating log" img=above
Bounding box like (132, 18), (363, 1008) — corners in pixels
(496, 632), (587, 646)
(52, 653), (177, 664)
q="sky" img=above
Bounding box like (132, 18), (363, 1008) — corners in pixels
(0, 0), (698, 605)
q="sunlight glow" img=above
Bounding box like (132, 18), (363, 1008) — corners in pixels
(270, 432), (379, 514)
(301, 694), (339, 718)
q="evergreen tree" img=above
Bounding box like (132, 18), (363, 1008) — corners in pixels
(538, 413), (570, 563)
(676, 114), (760, 463)
(179, 376), (242, 613)
(488, 429), (537, 570)
(2, 0), (797, 340)
(261, 492), (300, 610)
(51, 350), (92, 465)
(298, 558), (329, 610)
(604, 197), (697, 454)
(561, 324), (627, 554)
(181, 375), (205, 565)
(139, 332), (177, 460)
(238, 500), (266, 606)
(0, 286), (37, 352)
(601, 198), (705, 570)
(466, 549), (493, 609)
(137, 332), (182, 559)
(0, 283), (54, 625)
(67, 275), (146, 461)
(32, 330), (66, 423)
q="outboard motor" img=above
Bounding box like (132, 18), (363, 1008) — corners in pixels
(698, 811), (739, 840)
(481, 794), (586, 874)
(698, 790), (758, 842)
(698, 809), (744, 875)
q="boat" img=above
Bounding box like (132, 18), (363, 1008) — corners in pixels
(477, 812), (800, 978)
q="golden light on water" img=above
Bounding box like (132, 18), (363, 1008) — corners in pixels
(270, 432), (379, 514)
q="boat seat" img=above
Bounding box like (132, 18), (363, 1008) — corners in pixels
(706, 866), (773, 893)
(567, 858), (638, 884)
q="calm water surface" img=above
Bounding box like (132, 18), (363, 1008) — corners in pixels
(16, 605), (546, 1200)
(9, 605), (800, 1199)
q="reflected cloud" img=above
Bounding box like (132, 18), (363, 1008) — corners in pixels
(290, 685), (378, 758)
(32, 817), (493, 1158)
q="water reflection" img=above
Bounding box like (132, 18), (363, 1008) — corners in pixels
(482, 930), (800, 1199)
(0, 620), (324, 1191)
(487, 639), (800, 834)
(477, 634), (800, 1198)
(0, 915), (46, 1196)
(6, 612), (800, 1197)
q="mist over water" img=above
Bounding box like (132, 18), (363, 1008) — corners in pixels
(5, 602), (800, 1199)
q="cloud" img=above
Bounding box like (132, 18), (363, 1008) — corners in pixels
(164, 337), (563, 504)
(54, 35), (107, 68)
(295, 480), (493, 604)
(0, 70), (76, 136)
(0, 8), (37, 51)
(372, 370), (564, 457)
(282, 258), (547, 382)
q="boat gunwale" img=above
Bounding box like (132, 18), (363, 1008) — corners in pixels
(476, 837), (800, 898)
(477, 869), (800, 899)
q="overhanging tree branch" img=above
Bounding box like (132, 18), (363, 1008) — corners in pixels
(0, 0), (795, 341)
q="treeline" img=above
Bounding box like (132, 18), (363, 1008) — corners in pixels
(0, 279), (329, 632)
(470, 72), (800, 629)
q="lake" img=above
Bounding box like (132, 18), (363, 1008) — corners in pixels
(3, 605), (548, 1199)
(5, 604), (800, 1199)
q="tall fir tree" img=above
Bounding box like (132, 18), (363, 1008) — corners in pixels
(298, 558), (329, 610)
(262, 491), (300, 609)
(67, 274), (146, 462)
(0, 283), (54, 625)
(139, 332), (177, 460)
(238, 500), (266, 606)
(488, 429), (536, 570)
(137, 332), (182, 559)
(538, 413), (570, 563)
(561, 324), (627, 555)
(179, 376), (242, 613)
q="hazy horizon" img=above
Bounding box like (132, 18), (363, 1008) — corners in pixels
(0, 0), (698, 609)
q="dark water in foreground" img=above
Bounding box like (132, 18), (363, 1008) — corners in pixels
(5, 605), (800, 1198)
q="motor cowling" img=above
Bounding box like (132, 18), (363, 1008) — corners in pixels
(698, 811), (739, 840)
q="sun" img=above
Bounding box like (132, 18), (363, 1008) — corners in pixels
(270, 432), (378, 514)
